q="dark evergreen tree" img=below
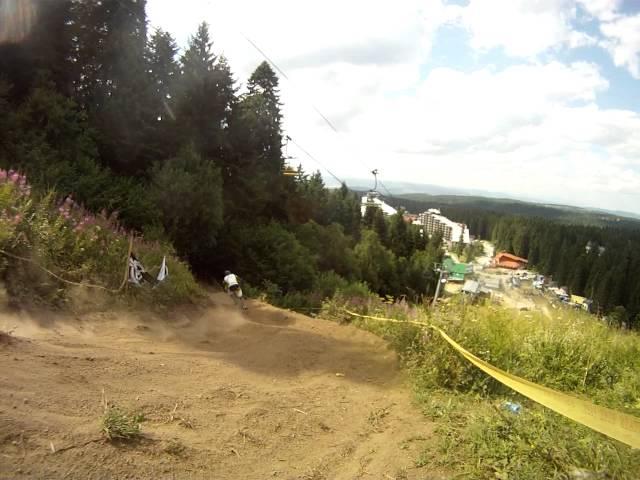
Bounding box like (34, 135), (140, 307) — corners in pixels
(327, 183), (361, 238)
(71, 0), (151, 173)
(143, 28), (180, 160)
(177, 23), (235, 160)
(230, 61), (286, 219)
(388, 211), (410, 258)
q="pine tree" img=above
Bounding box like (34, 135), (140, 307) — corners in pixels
(147, 28), (179, 120)
(372, 208), (388, 245)
(70, 0), (151, 173)
(230, 61), (286, 219)
(388, 211), (410, 258)
(296, 170), (328, 224)
(177, 23), (235, 161)
(327, 183), (361, 238)
(143, 28), (180, 161)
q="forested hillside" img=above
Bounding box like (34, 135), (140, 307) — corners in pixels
(385, 194), (640, 324)
(388, 193), (640, 229)
(0, 0), (442, 309)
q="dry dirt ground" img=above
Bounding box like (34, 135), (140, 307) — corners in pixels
(0, 293), (446, 480)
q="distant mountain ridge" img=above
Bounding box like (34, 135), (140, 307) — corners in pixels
(326, 176), (640, 223)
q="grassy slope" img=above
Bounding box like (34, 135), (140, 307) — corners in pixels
(322, 297), (640, 479)
(0, 177), (202, 310)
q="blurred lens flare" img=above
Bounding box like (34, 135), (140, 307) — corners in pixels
(0, 0), (38, 44)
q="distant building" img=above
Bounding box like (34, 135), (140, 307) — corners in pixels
(570, 294), (593, 312)
(585, 241), (606, 256)
(549, 287), (570, 303)
(414, 209), (470, 245)
(492, 252), (528, 270)
(462, 279), (492, 297)
(462, 279), (480, 295)
(360, 191), (398, 217)
(443, 257), (473, 282)
(533, 275), (545, 289)
(483, 277), (502, 290)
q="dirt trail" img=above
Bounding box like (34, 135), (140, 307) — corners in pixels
(0, 294), (443, 479)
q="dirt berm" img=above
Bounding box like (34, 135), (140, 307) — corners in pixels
(0, 293), (446, 479)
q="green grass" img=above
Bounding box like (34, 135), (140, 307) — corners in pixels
(322, 296), (640, 479)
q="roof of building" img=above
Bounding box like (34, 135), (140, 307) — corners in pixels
(495, 252), (528, 263)
(462, 280), (480, 294)
(483, 277), (501, 289)
(443, 258), (473, 281)
(360, 193), (398, 216)
(496, 260), (525, 269)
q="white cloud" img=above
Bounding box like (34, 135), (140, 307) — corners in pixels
(146, 0), (640, 213)
(576, 0), (622, 22)
(599, 14), (640, 78)
(441, 0), (638, 80)
(334, 61), (640, 209)
(349, 62), (610, 150)
(574, 0), (640, 78)
(146, 0), (454, 77)
(450, 0), (595, 57)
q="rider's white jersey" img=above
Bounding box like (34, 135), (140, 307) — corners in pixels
(224, 273), (239, 287)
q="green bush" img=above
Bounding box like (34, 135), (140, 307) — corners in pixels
(294, 221), (358, 279)
(149, 145), (223, 266)
(234, 222), (317, 293)
(252, 272), (369, 314)
(102, 406), (143, 441)
(0, 176), (201, 308)
(312, 271), (349, 300)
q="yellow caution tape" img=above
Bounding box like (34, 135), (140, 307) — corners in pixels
(344, 309), (640, 449)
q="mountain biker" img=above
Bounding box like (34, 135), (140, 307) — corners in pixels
(223, 270), (247, 309)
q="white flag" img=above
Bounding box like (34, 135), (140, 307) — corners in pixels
(157, 256), (168, 282)
(129, 255), (145, 285)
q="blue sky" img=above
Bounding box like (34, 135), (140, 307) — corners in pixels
(148, 0), (640, 214)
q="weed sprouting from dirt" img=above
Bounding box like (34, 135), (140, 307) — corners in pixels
(393, 467), (409, 480)
(101, 406), (143, 441)
(301, 466), (327, 480)
(367, 406), (390, 429)
(164, 438), (187, 456)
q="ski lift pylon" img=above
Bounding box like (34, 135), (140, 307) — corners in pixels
(371, 169), (379, 191)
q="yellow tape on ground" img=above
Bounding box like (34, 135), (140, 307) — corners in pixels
(344, 309), (640, 449)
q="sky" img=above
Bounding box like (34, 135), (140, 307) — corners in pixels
(147, 0), (640, 214)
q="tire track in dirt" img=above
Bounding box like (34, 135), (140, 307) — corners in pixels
(0, 294), (447, 479)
